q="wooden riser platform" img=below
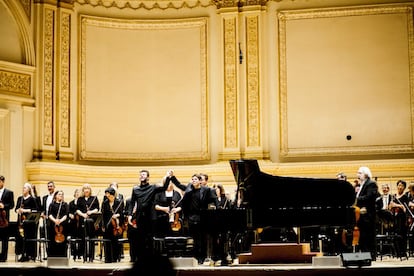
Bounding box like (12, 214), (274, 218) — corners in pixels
(238, 243), (321, 264)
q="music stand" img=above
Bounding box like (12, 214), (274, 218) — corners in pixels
(23, 212), (43, 261)
(26, 212), (41, 224)
(84, 212), (103, 262)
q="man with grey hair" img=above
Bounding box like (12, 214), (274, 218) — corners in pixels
(355, 166), (379, 261)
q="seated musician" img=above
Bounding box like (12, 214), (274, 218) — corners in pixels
(376, 183), (393, 234)
(76, 183), (100, 262)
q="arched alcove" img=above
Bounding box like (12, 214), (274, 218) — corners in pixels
(0, 2), (24, 64)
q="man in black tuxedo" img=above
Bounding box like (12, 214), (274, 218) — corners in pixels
(355, 166), (380, 261)
(0, 175), (15, 262)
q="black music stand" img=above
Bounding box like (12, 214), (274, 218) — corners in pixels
(23, 212), (45, 262)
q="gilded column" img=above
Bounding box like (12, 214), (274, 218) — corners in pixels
(242, 8), (268, 159)
(56, 1), (74, 160)
(33, 1), (57, 160)
(217, 4), (243, 160)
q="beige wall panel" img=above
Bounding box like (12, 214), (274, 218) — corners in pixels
(279, 5), (414, 158)
(79, 16), (208, 161)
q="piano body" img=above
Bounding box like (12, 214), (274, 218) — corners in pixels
(201, 159), (357, 262)
(230, 159), (356, 229)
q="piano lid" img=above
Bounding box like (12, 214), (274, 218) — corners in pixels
(230, 159), (356, 228)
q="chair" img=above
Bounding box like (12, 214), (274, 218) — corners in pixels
(164, 236), (191, 257)
(85, 237), (110, 262)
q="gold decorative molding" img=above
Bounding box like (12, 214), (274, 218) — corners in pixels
(58, 11), (71, 149)
(18, 0), (31, 20)
(223, 16), (239, 149)
(245, 14), (260, 148)
(0, 70), (31, 96)
(75, 0), (212, 10)
(79, 16), (209, 162)
(43, 8), (55, 146)
(212, 0), (268, 9)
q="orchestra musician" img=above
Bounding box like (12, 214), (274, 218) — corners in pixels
(68, 188), (82, 261)
(376, 183), (394, 235)
(101, 187), (124, 263)
(211, 183), (232, 266)
(355, 167), (380, 261)
(47, 190), (69, 257)
(76, 183), (100, 262)
(124, 196), (137, 262)
(389, 180), (409, 258)
(0, 175), (15, 262)
(15, 183), (39, 262)
(406, 183), (414, 253)
(154, 171), (184, 241)
(169, 173), (219, 265)
(127, 170), (168, 262)
(40, 181), (56, 258)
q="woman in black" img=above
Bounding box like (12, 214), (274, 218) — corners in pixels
(47, 190), (69, 257)
(76, 183), (100, 262)
(389, 180), (409, 258)
(68, 188), (82, 260)
(154, 176), (183, 240)
(101, 187), (124, 263)
(15, 182), (39, 262)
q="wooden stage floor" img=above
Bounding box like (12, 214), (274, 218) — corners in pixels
(1, 254), (414, 276)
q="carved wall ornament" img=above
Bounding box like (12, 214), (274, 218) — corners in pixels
(0, 70), (31, 96)
(76, 0), (212, 10)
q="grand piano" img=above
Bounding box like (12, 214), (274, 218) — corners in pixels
(229, 159), (356, 229)
(201, 159), (357, 260)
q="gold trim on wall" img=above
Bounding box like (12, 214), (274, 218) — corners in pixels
(18, 0), (30, 20)
(57, 10), (71, 151)
(278, 4), (414, 159)
(0, 70), (31, 96)
(223, 15), (239, 150)
(79, 16), (209, 162)
(75, 0), (213, 10)
(43, 8), (55, 146)
(245, 14), (260, 148)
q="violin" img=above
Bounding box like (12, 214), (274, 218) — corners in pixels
(0, 202), (8, 228)
(54, 202), (65, 243)
(18, 203), (26, 237)
(111, 217), (123, 236)
(55, 224), (65, 243)
(171, 212), (181, 232)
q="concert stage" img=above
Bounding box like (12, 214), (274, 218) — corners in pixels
(1, 255), (414, 276)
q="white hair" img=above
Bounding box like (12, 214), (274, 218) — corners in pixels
(358, 166), (372, 179)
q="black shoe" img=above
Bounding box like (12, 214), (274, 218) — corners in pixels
(18, 256), (29, 262)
